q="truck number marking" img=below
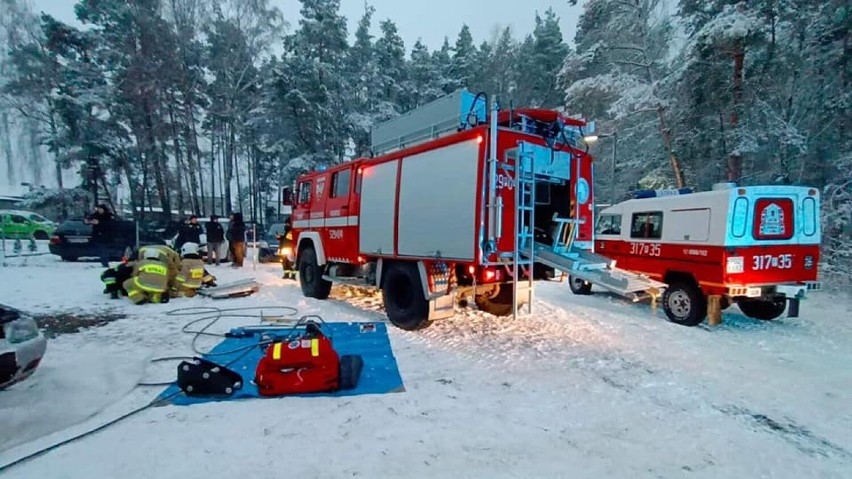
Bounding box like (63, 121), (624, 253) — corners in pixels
(753, 254), (793, 270)
(329, 229), (344, 240)
(497, 174), (514, 190)
(629, 242), (661, 256)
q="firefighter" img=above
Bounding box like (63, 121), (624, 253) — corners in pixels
(100, 258), (136, 299)
(278, 218), (296, 279)
(122, 248), (172, 304)
(137, 244), (182, 282)
(174, 242), (217, 297)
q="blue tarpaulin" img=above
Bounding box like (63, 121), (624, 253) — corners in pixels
(157, 321), (404, 406)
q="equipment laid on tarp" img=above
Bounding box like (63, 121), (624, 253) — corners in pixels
(157, 321), (403, 405)
(255, 320), (363, 396)
(177, 357), (244, 397)
(195, 278), (261, 299)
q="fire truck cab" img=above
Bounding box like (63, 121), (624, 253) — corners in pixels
(594, 184), (822, 326)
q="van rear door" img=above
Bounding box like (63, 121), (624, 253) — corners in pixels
(725, 186), (820, 284)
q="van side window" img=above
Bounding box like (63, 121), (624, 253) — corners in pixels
(596, 214), (622, 235)
(330, 169), (351, 198)
(298, 181), (312, 204)
(630, 211), (663, 239)
(11, 214), (27, 224)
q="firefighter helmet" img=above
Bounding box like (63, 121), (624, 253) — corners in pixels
(181, 242), (200, 257)
(142, 248), (161, 261)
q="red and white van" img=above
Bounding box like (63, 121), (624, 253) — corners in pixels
(592, 184), (821, 326)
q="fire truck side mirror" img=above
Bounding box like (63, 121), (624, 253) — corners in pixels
(282, 187), (293, 206)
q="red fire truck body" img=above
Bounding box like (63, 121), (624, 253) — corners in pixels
(594, 185), (821, 325)
(289, 104), (597, 330)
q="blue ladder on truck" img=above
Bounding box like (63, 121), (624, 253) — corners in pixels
(510, 143), (536, 318)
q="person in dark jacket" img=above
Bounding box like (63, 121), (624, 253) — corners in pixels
(206, 215), (225, 265)
(175, 215), (202, 251)
(227, 212), (247, 267)
(85, 204), (114, 267)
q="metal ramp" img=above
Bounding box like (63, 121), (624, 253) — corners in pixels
(525, 211), (667, 300)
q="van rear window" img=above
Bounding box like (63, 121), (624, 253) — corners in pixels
(753, 198), (794, 240)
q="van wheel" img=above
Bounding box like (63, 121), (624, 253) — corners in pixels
(568, 275), (593, 295)
(298, 246), (331, 299)
(662, 282), (707, 326)
(382, 262), (432, 330)
(475, 284), (527, 316)
(738, 297), (786, 320)
(33, 231), (48, 240)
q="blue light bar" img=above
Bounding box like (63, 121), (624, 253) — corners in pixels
(632, 188), (693, 199)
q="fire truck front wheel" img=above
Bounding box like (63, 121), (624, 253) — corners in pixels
(662, 282), (707, 327)
(298, 246), (332, 299)
(737, 297), (787, 321)
(382, 262), (432, 331)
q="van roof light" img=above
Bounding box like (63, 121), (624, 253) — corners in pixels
(631, 188), (693, 199)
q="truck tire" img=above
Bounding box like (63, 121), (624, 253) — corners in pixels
(662, 282), (707, 326)
(475, 284), (527, 316)
(298, 246), (331, 299)
(382, 262), (432, 330)
(738, 297), (786, 321)
(568, 275), (593, 295)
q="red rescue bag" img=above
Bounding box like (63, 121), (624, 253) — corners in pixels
(254, 325), (341, 396)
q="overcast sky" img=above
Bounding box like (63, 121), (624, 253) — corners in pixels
(28, 0), (584, 51)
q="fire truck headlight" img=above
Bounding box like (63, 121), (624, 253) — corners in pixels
(726, 256), (744, 274)
(804, 255), (814, 269)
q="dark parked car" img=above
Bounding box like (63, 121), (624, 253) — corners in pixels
(48, 219), (166, 262)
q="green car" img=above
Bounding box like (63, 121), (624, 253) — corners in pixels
(0, 210), (56, 240)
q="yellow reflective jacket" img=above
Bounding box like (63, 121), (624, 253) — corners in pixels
(132, 259), (170, 293)
(176, 258), (206, 289)
(138, 245), (181, 278)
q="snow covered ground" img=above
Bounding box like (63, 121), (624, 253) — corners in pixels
(1, 248), (851, 478)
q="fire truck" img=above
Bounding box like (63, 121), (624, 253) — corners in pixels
(287, 89), (665, 330)
(593, 185), (822, 326)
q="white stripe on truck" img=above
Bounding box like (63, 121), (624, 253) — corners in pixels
(293, 215), (359, 229)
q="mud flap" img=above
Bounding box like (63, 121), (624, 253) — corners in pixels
(428, 294), (455, 321)
(787, 298), (800, 318)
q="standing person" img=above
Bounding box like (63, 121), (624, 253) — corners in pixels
(227, 212), (247, 268)
(175, 215), (202, 251)
(85, 204), (114, 267)
(206, 215), (225, 265)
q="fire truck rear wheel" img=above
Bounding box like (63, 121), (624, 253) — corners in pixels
(662, 282), (707, 327)
(382, 262), (432, 330)
(737, 297), (787, 321)
(298, 246), (331, 299)
(568, 275), (593, 295)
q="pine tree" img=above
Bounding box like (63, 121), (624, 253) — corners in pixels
(403, 39), (442, 109)
(449, 25), (476, 91)
(276, 0), (350, 167)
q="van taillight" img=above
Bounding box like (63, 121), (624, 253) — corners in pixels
(49, 235), (61, 245)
